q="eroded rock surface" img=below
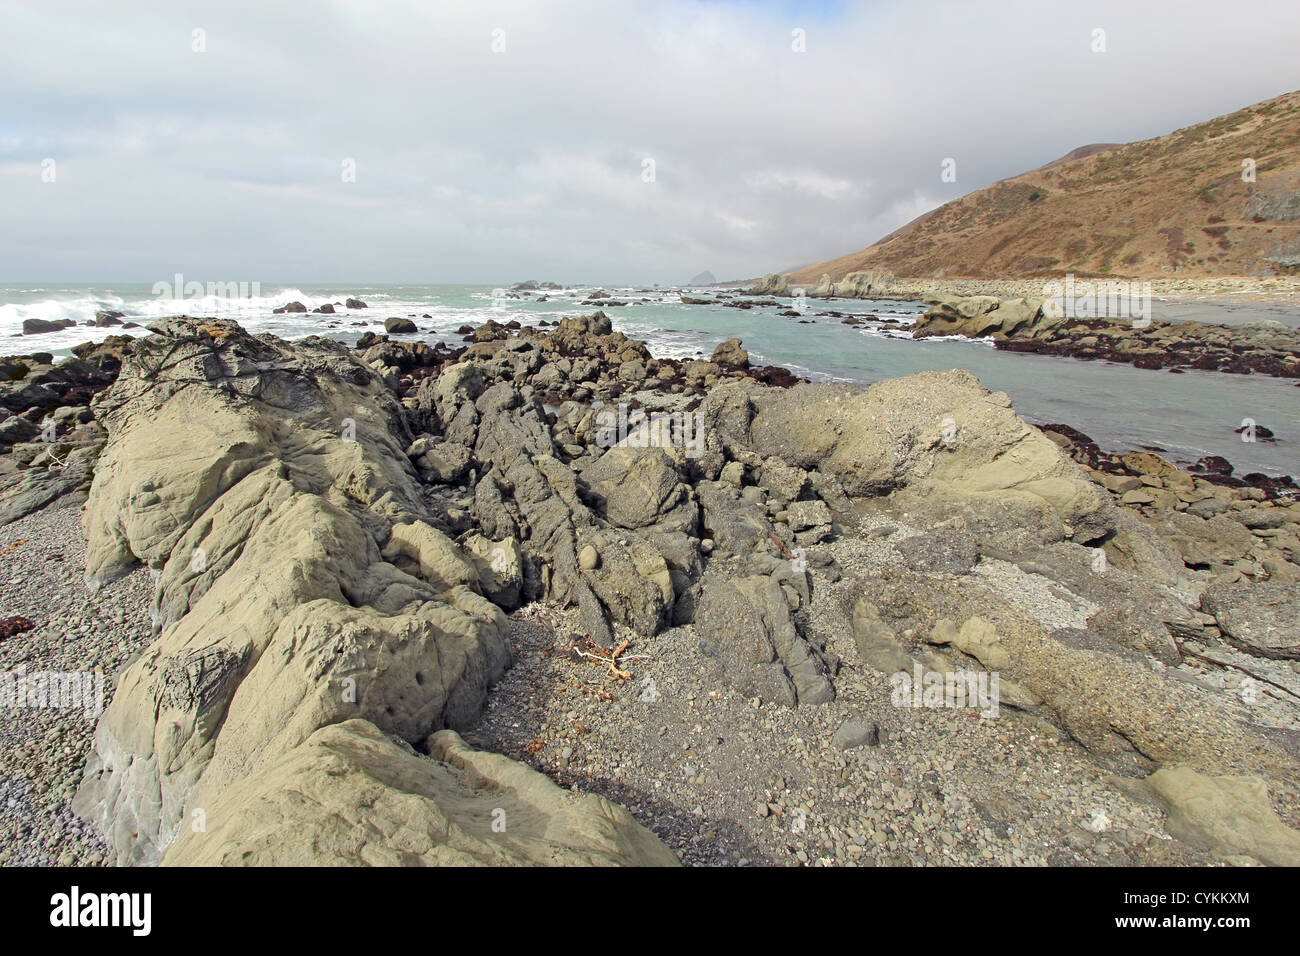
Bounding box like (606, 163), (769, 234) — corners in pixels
(71, 318), (671, 866)
(7, 307), (1289, 868)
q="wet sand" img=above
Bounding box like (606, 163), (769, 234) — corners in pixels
(1153, 299), (1300, 329)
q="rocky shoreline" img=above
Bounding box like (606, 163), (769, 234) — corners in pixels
(3, 311), (1300, 866)
(913, 293), (1300, 379)
(677, 275), (1300, 380)
(779, 272), (1300, 306)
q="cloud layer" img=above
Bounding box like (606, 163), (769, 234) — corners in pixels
(2, 0), (1297, 283)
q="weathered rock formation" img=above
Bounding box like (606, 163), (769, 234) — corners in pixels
(5, 305), (1296, 867)
(163, 722), (678, 866)
(743, 273), (790, 297)
(70, 318), (675, 866)
(805, 270), (894, 299)
(913, 294), (1300, 377)
(0, 338), (128, 526)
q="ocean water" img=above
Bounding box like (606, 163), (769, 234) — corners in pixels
(2, 282), (1296, 476)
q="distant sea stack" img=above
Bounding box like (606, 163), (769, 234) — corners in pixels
(688, 271), (717, 286)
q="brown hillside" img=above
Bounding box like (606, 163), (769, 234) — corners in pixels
(788, 91), (1300, 283)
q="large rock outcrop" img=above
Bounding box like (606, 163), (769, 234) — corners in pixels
(846, 569), (1295, 781)
(697, 372), (1115, 544)
(912, 294), (1300, 378)
(911, 294), (1044, 338)
(163, 722), (679, 866)
(50, 310), (1298, 868)
(73, 318), (674, 866)
(803, 270), (894, 299)
(743, 273), (790, 297)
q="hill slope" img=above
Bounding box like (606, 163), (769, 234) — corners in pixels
(788, 91), (1300, 283)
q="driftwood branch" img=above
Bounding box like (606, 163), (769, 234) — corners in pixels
(570, 637), (648, 681)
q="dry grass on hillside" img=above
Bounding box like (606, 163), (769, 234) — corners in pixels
(788, 91), (1300, 283)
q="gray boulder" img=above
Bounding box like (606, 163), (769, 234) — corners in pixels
(416, 441), (472, 484)
(585, 446), (696, 533)
(1203, 578), (1300, 659)
(694, 574), (834, 706)
(831, 718), (882, 750)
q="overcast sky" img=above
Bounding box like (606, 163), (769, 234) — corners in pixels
(2, 0), (1297, 285)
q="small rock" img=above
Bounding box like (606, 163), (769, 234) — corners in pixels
(831, 718), (881, 751)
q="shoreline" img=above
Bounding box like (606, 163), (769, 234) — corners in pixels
(774, 275), (1300, 308)
(3, 313), (1300, 866)
(3, 310), (1297, 496)
(5, 317), (1294, 487)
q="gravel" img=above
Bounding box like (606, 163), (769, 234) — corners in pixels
(0, 497), (155, 866)
(3, 496), (1294, 867)
(468, 602), (1208, 866)
(463, 509), (1246, 867)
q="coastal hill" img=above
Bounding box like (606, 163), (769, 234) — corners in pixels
(787, 90), (1300, 283)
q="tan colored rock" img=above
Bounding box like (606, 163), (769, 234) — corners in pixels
(1202, 577), (1300, 659)
(1152, 489), (1181, 510)
(927, 616), (1010, 670)
(164, 721), (678, 866)
(710, 337), (749, 367)
(832, 269), (893, 298)
(700, 371), (1114, 544)
(913, 295), (1040, 338)
(1121, 488), (1157, 505)
(462, 533), (524, 610)
(383, 521), (480, 597)
(73, 319), (669, 867)
(1093, 471), (1144, 494)
(1143, 509), (1258, 568)
(1120, 452), (1195, 491)
(1145, 766), (1300, 866)
(809, 273), (836, 298)
(744, 273), (789, 297)
(851, 597), (915, 675)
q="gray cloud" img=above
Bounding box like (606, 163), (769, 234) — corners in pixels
(2, 0), (1297, 283)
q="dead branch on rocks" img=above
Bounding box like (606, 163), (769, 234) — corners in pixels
(768, 530), (795, 560)
(568, 637), (649, 681)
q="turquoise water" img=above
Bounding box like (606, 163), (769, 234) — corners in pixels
(2, 282), (1296, 476)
